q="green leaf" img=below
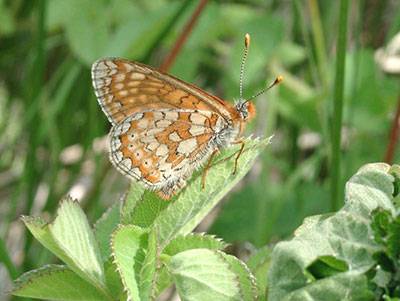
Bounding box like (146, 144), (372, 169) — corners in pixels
(167, 249), (244, 301)
(104, 259), (124, 299)
(111, 225), (151, 300)
(163, 233), (227, 256)
(50, 198), (106, 290)
(13, 265), (108, 301)
(371, 208), (392, 244)
(283, 272), (374, 301)
(223, 255), (258, 301)
(306, 255), (349, 280)
(268, 163), (395, 300)
(387, 215), (400, 259)
(247, 246), (271, 300)
(153, 137), (271, 249)
(121, 187), (169, 228)
(156, 233), (228, 296)
(139, 230), (157, 300)
(121, 137), (269, 251)
(94, 202), (121, 261)
(22, 198), (109, 297)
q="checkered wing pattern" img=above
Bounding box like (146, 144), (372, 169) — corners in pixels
(91, 58), (237, 199)
(109, 109), (227, 199)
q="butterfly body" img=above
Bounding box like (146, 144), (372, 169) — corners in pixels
(91, 58), (254, 199)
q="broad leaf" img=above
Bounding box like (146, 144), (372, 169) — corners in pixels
(268, 163), (395, 300)
(168, 249), (246, 301)
(13, 265), (108, 301)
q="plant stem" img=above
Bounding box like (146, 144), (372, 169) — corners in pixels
(308, 0), (329, 89)
(141, 0), (193, 64)
(384, 95), (400, 164)
(0, 237), (19, 279)
(22, 0), (47, 270)
(331, 0), (349, 211)
(159, 0), (209, 72)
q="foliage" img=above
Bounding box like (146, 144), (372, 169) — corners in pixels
(12, 137), (267, 300)
(267, 163), (400, 301)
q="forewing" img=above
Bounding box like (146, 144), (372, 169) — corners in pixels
(109, 109), (225, 191)
(91, 58), (234, 125)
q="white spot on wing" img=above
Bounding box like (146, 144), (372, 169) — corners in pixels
(165, 111), (179, 120)
(190, 113), (207, 124)
(137, 118), (149, 129)
(177, 138), (197, 155)
(120, 158), (132, 170)
(114, 122), (131, 135)
(156, 144), (169, 156)
(156, 120), (172, 127)
(114, 83), (124, 90)
(118, 90), (128, 97)
(169, 132), (181, 142)
(189, 125), (205, 136)
(114, 73), (126, 82)
(130, 72), (145, 80)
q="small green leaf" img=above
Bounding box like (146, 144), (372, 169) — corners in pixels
(22, 198), (109, 297)
(387, 216), (400, 259)
(157, 234), (228, 297)
(94, 202), (121, 261)
(104, 259), (123, 299)
(306, 255), (349, 280)
(163, 233), (227, 256)
(223, 254), (258, 301)
(13, 265), (108, 301)
(247, 246), (271, 300)
(139, 230), (157, 300)
(50, 198), (106, 290)
(168, 249), (242, 301)
(111, 225), (147, 300)
(371, 208), (392, 244)
(121, 188), (169, 227)
(389, 164), (400, 198)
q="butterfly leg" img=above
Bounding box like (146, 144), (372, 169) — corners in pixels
(201, 149), (219, 189)
(232, 140), (245, 175)
(157, 178), (187, 200)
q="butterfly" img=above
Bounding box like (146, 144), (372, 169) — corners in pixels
(91, 34), (282, 199)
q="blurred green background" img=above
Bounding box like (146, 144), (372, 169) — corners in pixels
(0, 0), (399, 299)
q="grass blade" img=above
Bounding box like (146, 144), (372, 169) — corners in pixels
(331, 0), (350, 211)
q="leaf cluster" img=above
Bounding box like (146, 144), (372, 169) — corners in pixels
(12, 137), (269, 301)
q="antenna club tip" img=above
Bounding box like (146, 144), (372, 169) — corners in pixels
(276, 75), (283, 84)
(244, 33), (250, 48)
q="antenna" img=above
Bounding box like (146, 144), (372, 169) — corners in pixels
(239, 33), (250, 101)
(245, 75), (283, 103)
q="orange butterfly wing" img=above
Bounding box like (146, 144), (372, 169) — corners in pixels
(91, 58), (242, 199)
(91, 58), (238, 126)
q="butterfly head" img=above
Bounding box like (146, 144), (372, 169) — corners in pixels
(235, 100), (256, 121)
(237, 33), (282, 122)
